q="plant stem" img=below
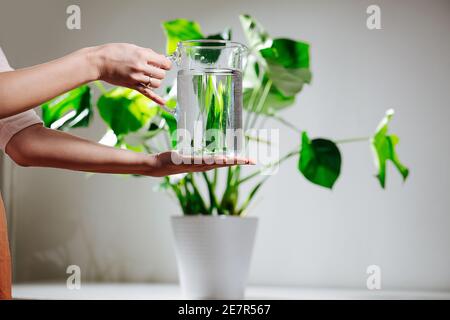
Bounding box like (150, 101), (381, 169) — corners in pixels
(245, 134), (272, 145)
(188, 174), (209, 215)
(212, 169), (218, 189)
(257, 115), (268, 130)
(238, 149), (298, 184)
(218, 167), (234, 215)
(201, 172), (220, 215)
(335, 136), (370, 144)
(244, 59), (265, 131)
(244, 81), (262, 130)
(271, 114), (302, 134)
(167, 178), (186, 214)
(142, 144), (155, 154)
(249, 79), (272, 129)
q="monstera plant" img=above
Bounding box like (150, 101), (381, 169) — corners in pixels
(41, 15), (409, 215)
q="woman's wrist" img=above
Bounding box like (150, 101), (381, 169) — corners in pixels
(124, 152), (162, 177)
(79, 46), (103, 82)
(141, 153), (163, 176)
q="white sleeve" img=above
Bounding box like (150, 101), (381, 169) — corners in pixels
(0, 47), (43, 152)
(0, 111), (43, 151)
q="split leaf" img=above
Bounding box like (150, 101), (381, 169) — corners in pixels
(371, 109), (409, 188)
(299, 132), (341, 189)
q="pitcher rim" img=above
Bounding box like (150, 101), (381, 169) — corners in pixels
(178, 39), (248, 51)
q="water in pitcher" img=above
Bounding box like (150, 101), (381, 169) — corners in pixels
(176, 68), (243, 155)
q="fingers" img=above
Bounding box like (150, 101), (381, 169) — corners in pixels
(153, 151), (255, 176)
(136, 85), (166, 105)
(145, 49), (172, 70)
(131, 48), (170, 100)
(201, 155), (255, 166)
(132, 74), (162, 88)
(182, 160), (254, 174)
(142, 64), (166, 80)
(176, 153), (255, 166)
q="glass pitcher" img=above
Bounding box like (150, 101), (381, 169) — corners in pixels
(165, 40), (247, 156)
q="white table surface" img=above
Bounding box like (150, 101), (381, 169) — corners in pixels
(12, 283), (450, 300)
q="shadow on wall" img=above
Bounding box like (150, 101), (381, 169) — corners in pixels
(15, 206), (150, 283)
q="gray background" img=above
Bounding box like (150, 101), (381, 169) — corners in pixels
(1, 0), (449, 290)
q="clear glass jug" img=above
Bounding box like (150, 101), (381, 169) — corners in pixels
(166, 40), (247, 156)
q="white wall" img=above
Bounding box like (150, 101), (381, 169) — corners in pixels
(1, 0), (450, 290)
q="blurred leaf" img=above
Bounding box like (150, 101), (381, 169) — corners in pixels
(160, 109), (177, 148)
(154, 178), (171, 192)
(202, 172), (220, 214)
(41, 85), (92, 130)
(260, 38), (311, 96)
(200, 27), (232, 63)
(162, 19), (231, 65)
(299, 132), (341, 189)
(159, 176), (190, 214)
(220, 166), (240, 215)
(185, 174), (209, 215)
(148, 122), (161, 132)
(162, 19), (204, 55)
(237, 177), (268, 215)
(97, 87), (158, 137)
(126, 144), (145, 152)
(239, 14), (272, 50)
(371, 109), (409, 188)
(242, 54), (261, 88)
(242, 47), (299, 115)
(260, 38), (310, 68)
(243, 78), (295, 115)
(206, 27), (232, 41)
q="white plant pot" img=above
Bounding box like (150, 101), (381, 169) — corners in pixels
(171, 215), (258, 300)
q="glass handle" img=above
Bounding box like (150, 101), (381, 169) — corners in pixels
(155, 53), (179, 116)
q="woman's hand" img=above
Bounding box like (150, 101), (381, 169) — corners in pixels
(90, 43), (172, 105)
(6, 125), (255, 177)
(0, 43), (172, 118)
(149, 151), (255, 177)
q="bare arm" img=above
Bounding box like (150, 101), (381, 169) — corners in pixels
(5, 124), (252, 176)
(0, 44), (171, 119)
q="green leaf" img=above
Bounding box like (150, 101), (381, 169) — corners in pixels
(199, 28), (233, 63)
(242, 54), (261, 88)
(299, 131), (341, 189)
(160, 109), (177, 148)
(239, 14), (272, 50)
(97, 87), (158, 137)
(206, 27), (232, 41)
(121, 143), (145, 153)
(243, 78), (295, 115)
(260, 38), (310, 68)
(371, 109), (409, 188)
(237, 177), (268, 215)
(185, 174), (209, 215)
(242, 51), (297, 115)
(201, 172), (220, 215)
(162, 19), (204, 55)
(41, 85), (92, 130)
(162, 19), (230, 64)
(260, 38), (311, 97)
(220, 166), (241, 215)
